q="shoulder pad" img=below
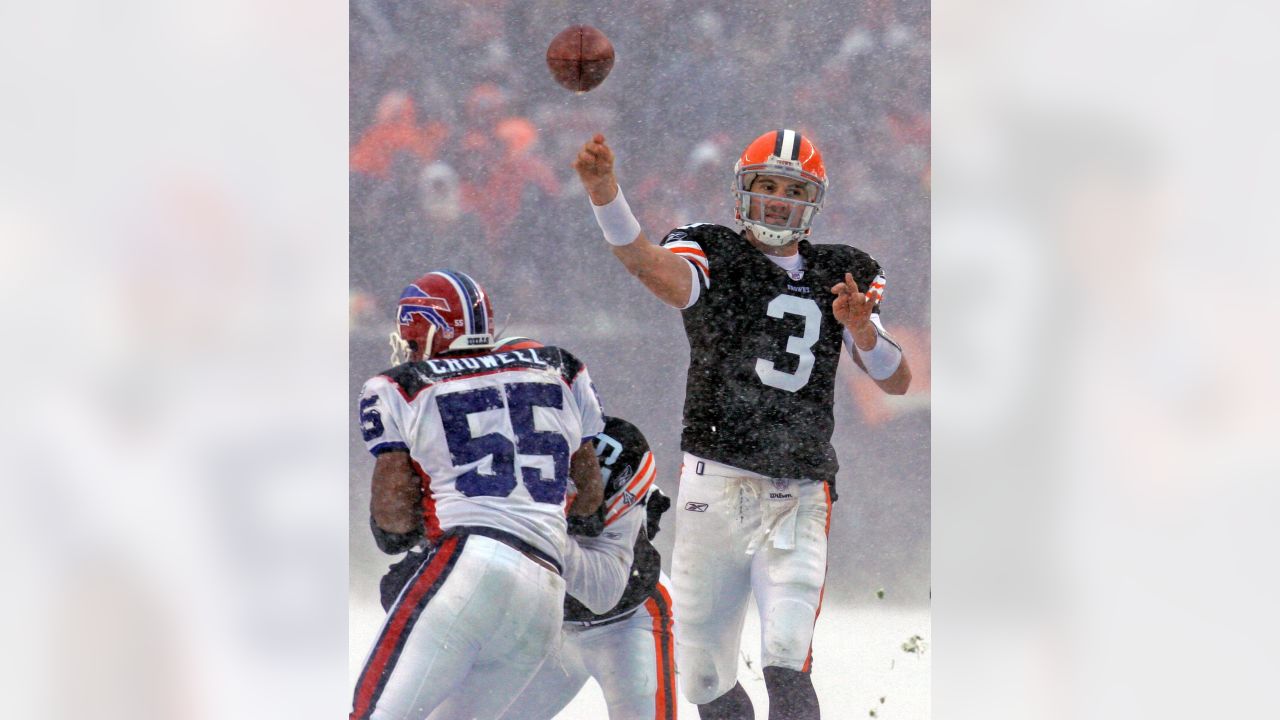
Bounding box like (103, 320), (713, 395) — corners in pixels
(662, 222), (737, 245)
(812, 243), (884, 293)
(493, 336), (544, 351)
(539, 345), (586, 385)
(377, 362), (434, 399)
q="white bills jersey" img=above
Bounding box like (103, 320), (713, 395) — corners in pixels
(358, 343), (606, 566)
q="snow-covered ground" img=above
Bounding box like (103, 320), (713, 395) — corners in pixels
(350, 600), (930, 718)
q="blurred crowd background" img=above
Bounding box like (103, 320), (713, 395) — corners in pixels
(348, 0), (932, 608)
(8, 0), (1279, 716)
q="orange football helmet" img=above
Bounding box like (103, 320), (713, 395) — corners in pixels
(733, 129), (828, 246)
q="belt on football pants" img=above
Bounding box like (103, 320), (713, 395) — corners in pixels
(445, 525), (563, 576)
(565, 606), (639, 630)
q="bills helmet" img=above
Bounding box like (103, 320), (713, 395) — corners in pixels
(733, 129), (828, 247)
(390, 270), (496, 363)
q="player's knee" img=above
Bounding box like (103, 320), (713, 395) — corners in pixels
(761, 598), (818, 668)
(678, 646), (731, 705)
(604, 669), (656, 706)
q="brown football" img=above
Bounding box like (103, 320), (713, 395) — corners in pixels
(546, 25), (615, 92)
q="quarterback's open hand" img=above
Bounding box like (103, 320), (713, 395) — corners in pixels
(832, 272), (881, 346)
(574, 133), (619, 205)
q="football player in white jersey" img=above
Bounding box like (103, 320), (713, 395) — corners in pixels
(383, 405), (679, 720)
(349, 271), (606, 720)
(574, 131), (913, 719)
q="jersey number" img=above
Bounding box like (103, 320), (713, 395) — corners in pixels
(593, 432), (624, 485)
(755, 295), (822, 392)
(359, 396), (384, 441)
(437, 383), (570, 504)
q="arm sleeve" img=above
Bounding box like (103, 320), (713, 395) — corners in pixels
(659, 225), (711, 309)
(358, 376), (410, 456)
(568, 364), (606, 440)
(561, 502), (642, 613)
(841, 270), (904, 358)
(602, 449), (657, 527)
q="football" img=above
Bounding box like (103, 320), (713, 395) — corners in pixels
(545, 25), (615, 92)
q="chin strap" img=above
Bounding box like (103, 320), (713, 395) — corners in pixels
(388, 326), (436, 364)
(743, 221), (802, 247)
(388, 333), (410, 365)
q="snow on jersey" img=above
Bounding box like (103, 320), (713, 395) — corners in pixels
(358, 344), (605, 566)
(659, 223), (886, 487)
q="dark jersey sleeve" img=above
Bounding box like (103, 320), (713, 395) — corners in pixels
(842, 246), (888, 319)
(563, 415), (665, 623)
(829, 246), (900, 353)
(660, 223), (718, 306)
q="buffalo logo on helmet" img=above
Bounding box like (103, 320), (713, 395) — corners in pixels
(398, 285), (456, 339)
(394, 270), (497, 361)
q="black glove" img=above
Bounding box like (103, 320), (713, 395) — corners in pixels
(567, 505), (606, 537)
(645, 487), (671, 539)
(379, 548), (429, 612)
(370, 515), (424, 554)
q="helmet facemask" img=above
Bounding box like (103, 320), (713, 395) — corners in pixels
(389, 324), (437, 365)
(731, 129), (829, 247)
(733, 165), (826, 247)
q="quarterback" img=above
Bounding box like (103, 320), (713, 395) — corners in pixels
(574, 130), (911, 719)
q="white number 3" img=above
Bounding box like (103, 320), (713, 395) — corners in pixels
(755, 295), (822, 392)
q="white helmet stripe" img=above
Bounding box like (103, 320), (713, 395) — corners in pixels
(429, 271), (472, 335)
(778, 129), (797, 161)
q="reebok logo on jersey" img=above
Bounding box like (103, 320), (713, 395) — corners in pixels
(684, 502), (709, 512)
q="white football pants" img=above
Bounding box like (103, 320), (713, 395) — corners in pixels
(497, 575), (677, 720)
(671, 454), (832, 705)
(350, 533), (566, 720)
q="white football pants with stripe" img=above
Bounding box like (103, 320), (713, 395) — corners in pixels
(498, 575), (678, 720)
(671, 454), (832, 705)
(350, 533), (565, 720)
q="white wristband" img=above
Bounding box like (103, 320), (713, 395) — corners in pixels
(854, 333), (903, 381)
(590, 187), (642, 246)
